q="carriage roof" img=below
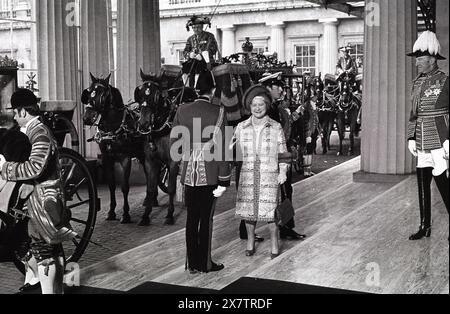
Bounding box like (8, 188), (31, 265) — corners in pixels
(39, 101), (77, 113)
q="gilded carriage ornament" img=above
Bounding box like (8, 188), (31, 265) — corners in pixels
(0, 56), (19, 68)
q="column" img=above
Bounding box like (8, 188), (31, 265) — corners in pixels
(436, 0), (449, 73)
(116, 0), (161, 102)
(359, 0), (417, 177)
(36, 0), (78, 103)
(36, 0), (79, 152)
(319, 18), (339, 75)
(80, 0), (110, 159)
(268, 22), (286, 62)
(30, 0), (37, 70)
(219, 25), (236, 57)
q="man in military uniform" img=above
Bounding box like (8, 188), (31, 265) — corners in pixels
(336, 46), (357, 90)
(259, 72), (306, 241)
(183, 16), (219, 88)
(171, 70), (231, 273)
(406, 31), (449, 241)
(0, 89), (77, 294)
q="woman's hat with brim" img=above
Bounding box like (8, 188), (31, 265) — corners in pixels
(407, 30), (446, 60)
(243, 85), (273, 112)
(186, 16), (211, 31)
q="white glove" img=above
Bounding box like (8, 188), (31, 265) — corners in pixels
(0, 154), (6, 173)
(213, 186), (227, 198)
(408, 140), (418, 157)
(195, 54), (203, 61)
(306, 137), (312, 144)
(189, 52), (196, 59)
(443, 140), (448, 158)
(278, 173), (287, 185)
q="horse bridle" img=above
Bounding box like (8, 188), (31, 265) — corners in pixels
(338, 78), (356, 112)
(136, 80), (169, 136)
(85, 83), (138, 144)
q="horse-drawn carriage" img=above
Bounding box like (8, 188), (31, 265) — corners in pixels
(0, 100), (100, 274)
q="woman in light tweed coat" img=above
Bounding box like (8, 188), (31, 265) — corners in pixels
(231, 86), (289, 259)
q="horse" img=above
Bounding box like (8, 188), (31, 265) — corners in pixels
(134, 70), (185, 226)
(335, 72), (361, 156)
(314, 74), (338, 155)
(82, 73), (151, 224)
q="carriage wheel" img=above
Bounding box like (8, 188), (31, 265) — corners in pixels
(10, 149), (98, 276)
(158, 163), (169, 194)
(58, 148), (99, 264)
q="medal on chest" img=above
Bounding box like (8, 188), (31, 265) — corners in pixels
(424, 80), (442, 98)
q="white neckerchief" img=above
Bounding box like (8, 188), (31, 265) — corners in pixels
(20, 116), (40, 135)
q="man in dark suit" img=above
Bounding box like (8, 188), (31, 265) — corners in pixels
(171, 69), (231, 273)
(260, 72), (306, 241)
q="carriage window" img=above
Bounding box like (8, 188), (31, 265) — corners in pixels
(295, 45), (316, 76)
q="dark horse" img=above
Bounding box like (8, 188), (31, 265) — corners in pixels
(314, 74), (339, 155)
(335, 72), (361, 156)
(82, 73), (151, 224)
(134, 70), (186, 226)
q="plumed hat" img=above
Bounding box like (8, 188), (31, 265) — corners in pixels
(242, 85), (273, 112)
(258, 72), (285, 87)
(339, 46), (352, 53)
(7, 88), (38, 110)
(407, 31), (446, 60)
(186, 16), (211, 31)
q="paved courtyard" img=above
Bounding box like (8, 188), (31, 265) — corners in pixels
(0, 132), (360, 294)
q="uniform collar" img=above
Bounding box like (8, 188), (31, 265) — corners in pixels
(20, 116), (40, 134)
(419, 65), (440, 79)
(198, 95), (211, 101)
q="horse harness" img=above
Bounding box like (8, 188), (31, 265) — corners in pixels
(86, 83), (141, 149)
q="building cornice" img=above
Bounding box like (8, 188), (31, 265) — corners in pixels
(237, 36), (270, 42)
(0, 22), (32, 30)
(288, 34), (322, 40)
(161, 0), (319, 19)
(339, 32), (364, 36)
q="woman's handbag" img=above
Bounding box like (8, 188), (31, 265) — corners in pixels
(275, 185), (295, 226)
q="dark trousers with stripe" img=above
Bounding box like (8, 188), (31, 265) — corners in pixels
(185, 185), (217, 272)
(281, 167), (295, 230)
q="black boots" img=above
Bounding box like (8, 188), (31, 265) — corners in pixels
(434, 172), (449, 213)
(435, 171), (450, 242)
(410, 168), (433, 241)
(409, 168), (449, 241)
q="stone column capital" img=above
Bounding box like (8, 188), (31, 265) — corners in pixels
(218, 25), (236, 32)
(267, 22), (286, 29)
(319, 18), (339, 25)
